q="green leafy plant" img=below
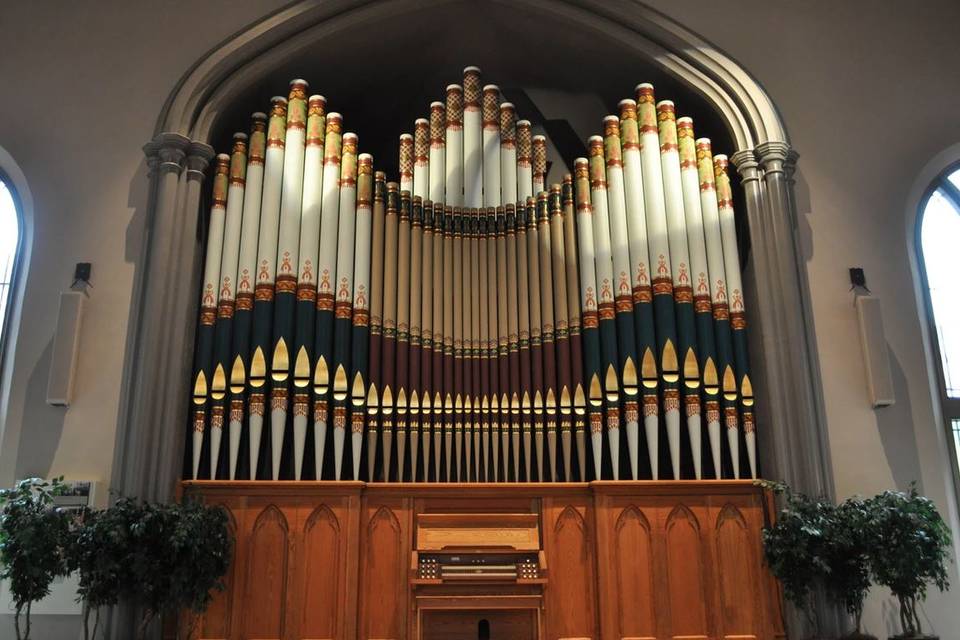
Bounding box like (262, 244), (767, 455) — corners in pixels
(126, 499), (232, 640)
(0, 478), (73, 640)
(67, 497), (141, 640)
(823, 496), (874, 639)
(865, 487), (951, 639)
(760, 480), (834, 637)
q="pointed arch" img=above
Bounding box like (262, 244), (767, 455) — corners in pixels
(156, 0), (788, 150)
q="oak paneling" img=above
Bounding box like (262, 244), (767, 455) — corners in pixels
(359, 498), (410, 640)
(242, 504), (289, 639)
(181, 481), (783, 640)
(613, 506), (656, 639)
(544, 499), (597, 640)
(300, 505), (342, 639)
(664, 504), (709, 639)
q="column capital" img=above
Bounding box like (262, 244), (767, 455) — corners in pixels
(730, 149), (762, 184)
(755, 141), (793, 174)
(185, 141), (216, 181)
(144, 132), (191, 176)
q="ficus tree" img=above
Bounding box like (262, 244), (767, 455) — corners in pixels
(760, 480), (834, 637)
(865, 487), (951, 639)
(0, 478), (72, 640)
(126, 499), (232, 640)
(68, 497), (140, 640)
(823, 496), (874, 639)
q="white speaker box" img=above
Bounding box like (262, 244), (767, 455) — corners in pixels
(46, 290), (85, 406)
(855, 294), (895, 407)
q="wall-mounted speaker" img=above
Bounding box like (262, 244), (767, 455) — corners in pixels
(46, 291), (85, 406)
(855, 294), (895, 408)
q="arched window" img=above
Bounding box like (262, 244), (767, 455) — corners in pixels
(918, 164), (960, 469)
(0, 176), (20, 361)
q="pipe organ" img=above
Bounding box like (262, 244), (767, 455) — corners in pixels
(188, 66), (757, 484)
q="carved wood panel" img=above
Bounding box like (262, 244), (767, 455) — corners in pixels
(663, 503), (709, 639)
(299, 505), (342, 639)
(241, 504), (290, 639)
(613, 506), (656, 639)
(543, 497), (597, 640)
(181, 481), (782, 640)
(358, 497), (410, 640)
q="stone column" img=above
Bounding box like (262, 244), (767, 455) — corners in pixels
(733, 144), (841, 638)
(730, 145), (833, 497)
(113, 133), (213, 504)
(154, 141), (214, 499)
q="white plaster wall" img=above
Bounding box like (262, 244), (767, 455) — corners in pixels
(0, 1), (288, 491)
(0, 1), (959, 637)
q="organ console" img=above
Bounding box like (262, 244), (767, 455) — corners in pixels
(187, 65), (758, 485)
(412, 513), (546, 584)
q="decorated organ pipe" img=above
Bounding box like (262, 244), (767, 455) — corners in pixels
(312, 111), (343, 480)
(537, 191), (558, 482)
(636, 83), (681, 481)
(463, 67), (483, 209)
(245, 96), (287, 482)
(419, 200), (435, 481)
(602, 117), (638, 482)
(190, 152), (229, 480)
(549, 185), (573, 482)
(574, 158), (603, 481)
(696, 138), (738, 479)
(533, 136), (547, 196)
(408, 196), (423, 481)
(676, 117), (713, 480)
(291, 94), (325, 482)
(413, 119), (430, 202)
(268, 80), (308, 482)
(619, 98), (659, 481)
(561, 176), (587, 481)
(485, 206), (501, 481)
(715, 154), (756, 479)
(656, 99), (699, 482)
(229, 112), (267, 481)
(367, 172), (387, 480)
(518, 198), (536, 480)
(482, 85), (501, 208)
(381, 183), (400, 481)
(432, 203), (445, 482)
(331, 132), (359, 480)
(351, 154), (374, 481)
(395, 190), (412, 481)
(587, 136), (622, 481)
(210, 134), (248, 481)
(188, 70), (759, 485)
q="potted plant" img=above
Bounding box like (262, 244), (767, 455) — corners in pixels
(68, 497), (141, 640)
(865, 487), (951, 640)
(0, 478), (73, 640)
(761, 481), (834, 638)
(823, 496), (875, 639)
(126, 499), (232, 640)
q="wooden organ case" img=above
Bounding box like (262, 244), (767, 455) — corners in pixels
(180, 481), (784, 640)
(179, 58), (788, 639)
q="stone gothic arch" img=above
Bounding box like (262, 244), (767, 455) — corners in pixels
(114, 0), (831, 506)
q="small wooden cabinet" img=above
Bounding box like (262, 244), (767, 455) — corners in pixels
(411, 512), (547, 639)
(181, 480), (785, 640)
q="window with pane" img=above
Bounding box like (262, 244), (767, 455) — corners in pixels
(919, 165), (960, 476)
(0, 178), (20, 359)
